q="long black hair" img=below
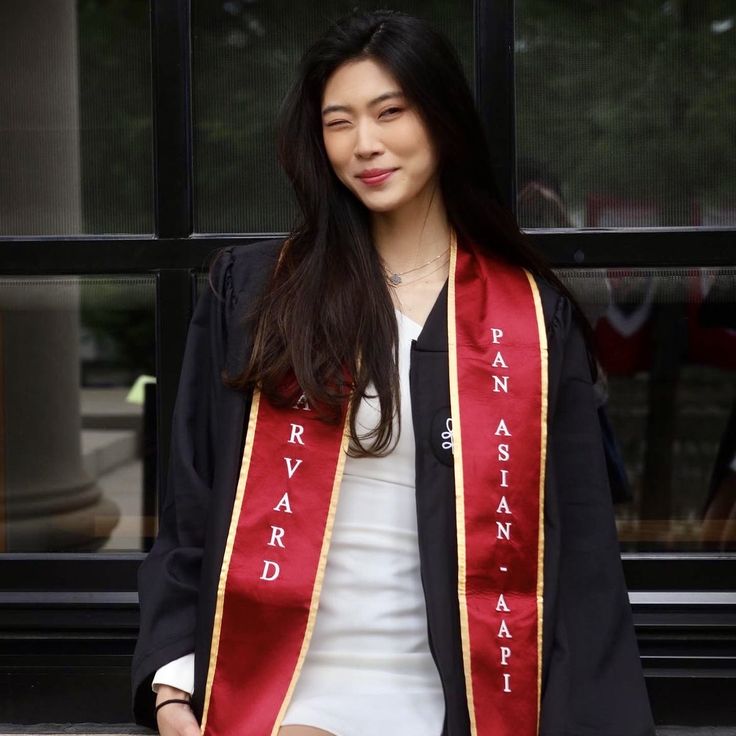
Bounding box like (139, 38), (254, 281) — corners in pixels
(225, 9), (593, 456)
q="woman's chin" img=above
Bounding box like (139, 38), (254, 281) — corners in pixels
(357, 195), (407, 215)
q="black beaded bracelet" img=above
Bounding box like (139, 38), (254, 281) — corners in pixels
(155, 697), (192, 714)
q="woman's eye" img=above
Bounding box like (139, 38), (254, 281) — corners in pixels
(380, 107), (402, 118)
(325, 120), (347, 128)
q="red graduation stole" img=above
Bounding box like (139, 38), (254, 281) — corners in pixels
(200, 231), (548, 736)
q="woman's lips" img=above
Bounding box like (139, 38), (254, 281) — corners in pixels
(357, 169), (396, 186)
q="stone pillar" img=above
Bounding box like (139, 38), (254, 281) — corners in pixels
(0, 0), (119, 550)
(0, 0), (84, 235)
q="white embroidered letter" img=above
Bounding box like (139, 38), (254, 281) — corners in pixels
(490, 327), (504, 344)
(500, 468), (509, 488)
(496, 520), (511, 540)
(491, 351), (508, 368)
(288, 424), (305, 445)
(502, 673), (511, 693)
(494, 419), (511, 437)
(273, 492), (293, 514)
(496, 495), (511, 515)
(492, 375), (509, 393)
(293, 393), (311, 411)
(500, 646), (511, 666)
(496, 593), (511, 612)
(284, 457), (303, 478)
(497, 619), (512, 638)
(498, 443), (510, 462)
(260, 560), (280, 581)
(268, 525), (286, 548)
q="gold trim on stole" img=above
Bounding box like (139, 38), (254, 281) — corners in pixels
(201, 388), (263, 732)
(525, 270), (548, 733)
(200, 386), (353, 735)
(446, 229), (479, 736)
(269, 402), (353, 735)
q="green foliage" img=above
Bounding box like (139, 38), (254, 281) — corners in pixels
(79, 279), (156, 378)
(515, 0), (736, 224)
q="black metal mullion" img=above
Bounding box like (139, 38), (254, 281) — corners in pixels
(155, 269), (197, 520)
(2, 230), (735, 273)
(475, 0), (516, 212)
(531, 228), (736, 267)
(151, 0), (193, 238)
(622, 556), (736, 592)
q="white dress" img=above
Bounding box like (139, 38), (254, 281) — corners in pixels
(280, 309), (445, 734)
(153, 309), (445, 736)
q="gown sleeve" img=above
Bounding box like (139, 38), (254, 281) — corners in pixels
(541, 295), (656, 736)
(130, 247), (235, 729)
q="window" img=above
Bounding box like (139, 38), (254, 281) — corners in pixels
(0, 0), (153, 236)
(515, 0), (736, 228)
(561, 267), (736, 552)
(0, 275), (156, 552)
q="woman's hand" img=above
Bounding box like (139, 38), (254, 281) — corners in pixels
(155, 684), (199, 736)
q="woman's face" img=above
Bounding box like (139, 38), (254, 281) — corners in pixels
(321, 57), (439, 214)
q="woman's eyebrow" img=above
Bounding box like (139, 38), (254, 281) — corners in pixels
(322, 91), (404, 116)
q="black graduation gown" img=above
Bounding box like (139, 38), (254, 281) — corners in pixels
(131, 237), (655, 736)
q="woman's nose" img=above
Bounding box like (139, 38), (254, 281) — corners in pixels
(354, 120), (382, 157)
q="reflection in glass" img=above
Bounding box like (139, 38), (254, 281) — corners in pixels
(558, 267), (736, 552)
(515, 0), (736, 228)
(0, 0), (153, 236)
(192, 0), (473, 233)
(0, 276), (156, 552)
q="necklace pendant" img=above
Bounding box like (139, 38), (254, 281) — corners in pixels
(389, 273), (402, 285)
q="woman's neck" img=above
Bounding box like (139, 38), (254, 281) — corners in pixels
(371, 184), (451, 273)
(371, 182), (453, 329)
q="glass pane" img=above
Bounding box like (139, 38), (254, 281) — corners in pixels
(558, 266), (736, 552)
(0, 276), (156, 552)
(192, 0), (473, 233)
(515, 0), (736, 228)
(0, 0), (153, 236)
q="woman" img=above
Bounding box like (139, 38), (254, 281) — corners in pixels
(131, 10), (655, 736)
